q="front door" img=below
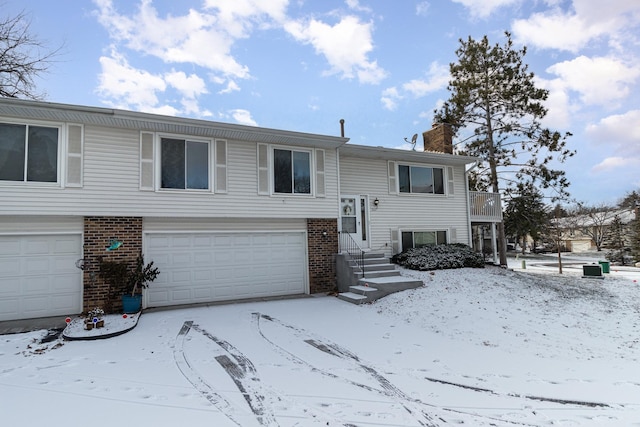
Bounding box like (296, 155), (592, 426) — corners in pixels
(340, 195), (369, 249)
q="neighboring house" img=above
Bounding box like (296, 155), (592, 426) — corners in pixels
(0, 99), (500, 321)
(554, 207), (637, 253)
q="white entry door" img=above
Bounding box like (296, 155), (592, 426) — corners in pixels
(340, 195), (369, 249)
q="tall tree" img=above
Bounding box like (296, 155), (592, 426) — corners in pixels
(435, 32), (574, 266)
(503, 184), (548, 254)
(0, 9), (61, 99)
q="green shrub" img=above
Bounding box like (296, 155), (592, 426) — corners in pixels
(391, 243), (485, 271)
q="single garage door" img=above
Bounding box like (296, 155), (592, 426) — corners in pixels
(0, 234), (82, 321)
(145, 232), (307, 307)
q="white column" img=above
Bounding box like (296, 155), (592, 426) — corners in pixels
(491, 222), (498, 264)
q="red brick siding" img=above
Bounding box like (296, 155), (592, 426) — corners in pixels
(307, 218), (338, 293)
(83, 217), (142, 313)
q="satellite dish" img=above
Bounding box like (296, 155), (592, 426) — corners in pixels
(404, 133), (418, 151)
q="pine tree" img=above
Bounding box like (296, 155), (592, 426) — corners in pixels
(435, 32), (574, 265)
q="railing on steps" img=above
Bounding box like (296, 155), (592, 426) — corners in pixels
(338, 232), (365, 278)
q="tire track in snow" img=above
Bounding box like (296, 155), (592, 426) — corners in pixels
(254, 313), (440, 427)
(254, 312), (547, 427)
(173, 321), (243, 426)
(176, 321), (355, 427)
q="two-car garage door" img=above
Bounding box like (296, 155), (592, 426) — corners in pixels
(145, 231), (307, 308)
(0, 234), (82, 321)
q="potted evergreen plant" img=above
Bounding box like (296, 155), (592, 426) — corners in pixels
(123, 254), (160, 313)
(99, 253), (160, 314)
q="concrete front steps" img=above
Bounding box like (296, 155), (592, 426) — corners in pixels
(336, 252), (424, 304)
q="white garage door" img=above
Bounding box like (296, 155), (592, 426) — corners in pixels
(145, 232), (307, 307)
(0, 234), (82, 321)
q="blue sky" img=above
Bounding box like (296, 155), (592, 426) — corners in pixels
(7, 0), (640, 206)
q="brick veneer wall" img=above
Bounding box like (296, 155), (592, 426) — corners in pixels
(83, 217), (142, 313)
(307, 218), (338, 293)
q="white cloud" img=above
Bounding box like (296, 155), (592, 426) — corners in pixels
(416, 2), (430, 17)
(546, 56), (640, 106)
(586, 110), (640, 153)
(451, 0), (520, 18)
(219, 80), (241, 94)
(164, 70), (208, 99)
(93, 0), (260, 79)
(345, 0), (372, 14)
(380, 62), (448, 111)
(591, 156), (640, 173)
(284, 15), (387, 84)
(96, 49), (167, 112)
(381, 86), (401, 111)
(229, 109), (258, 126)
(402, 62), (449, 97)
(512, 0), (640, 52)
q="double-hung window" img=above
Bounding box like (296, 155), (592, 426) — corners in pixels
(398, 164), (444, 194)
(160, 137), (209, 190)
(0, 123), (59, 183)
(273, 148), (311, 194)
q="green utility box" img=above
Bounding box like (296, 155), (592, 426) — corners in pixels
(598, 260), (610, 274)
(582, 264), (604, 279)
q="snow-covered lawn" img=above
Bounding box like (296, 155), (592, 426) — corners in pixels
(1, 255), (639, 426)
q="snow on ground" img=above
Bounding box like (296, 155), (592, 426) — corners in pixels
(1, 253), (639, 426)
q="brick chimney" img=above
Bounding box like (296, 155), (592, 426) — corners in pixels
(423, 123), (453, 154)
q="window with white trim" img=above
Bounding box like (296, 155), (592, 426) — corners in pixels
(273, 148), (311, 194)
(0, 122), (60, 183)
(160, 137), (210, 190)
(398, 164), (444, 194)
(402, 230), (447, 249)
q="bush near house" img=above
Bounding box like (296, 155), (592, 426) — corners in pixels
(392, 244), (485, 271)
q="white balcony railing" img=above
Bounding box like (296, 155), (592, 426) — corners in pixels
(469, 191), (502, 222)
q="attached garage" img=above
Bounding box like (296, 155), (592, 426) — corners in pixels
(0, 234), (83, 321)
(145, 231), (307, 308)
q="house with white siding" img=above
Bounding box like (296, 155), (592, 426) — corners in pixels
(0, 99), (501, 321)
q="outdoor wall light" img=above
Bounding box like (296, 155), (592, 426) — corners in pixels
(322, 230), (328, 237)
(373, 197), (380, 206)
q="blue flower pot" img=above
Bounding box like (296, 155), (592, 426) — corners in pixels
(122, 294), (142, 314)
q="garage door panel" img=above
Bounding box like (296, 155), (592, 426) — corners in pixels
(25, 239), (51, 255)
(0, 238), (19, 255)
(0, 259), (20, 275)
(146, 231), (306, 308)
(25, 258), (50, 275)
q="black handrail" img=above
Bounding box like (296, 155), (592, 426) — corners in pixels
(338, 232), (365, 278)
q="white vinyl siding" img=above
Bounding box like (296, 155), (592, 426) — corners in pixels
(65, 124), (83, 187)
(341, 155), (470, 257)
(0, 125), (339, 219)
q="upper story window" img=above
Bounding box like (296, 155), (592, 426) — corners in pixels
(0, 122), (59, 183)
(160, 137), (209, 190)
(398, 164), (444, 194)
(273, 148), (311, 194)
